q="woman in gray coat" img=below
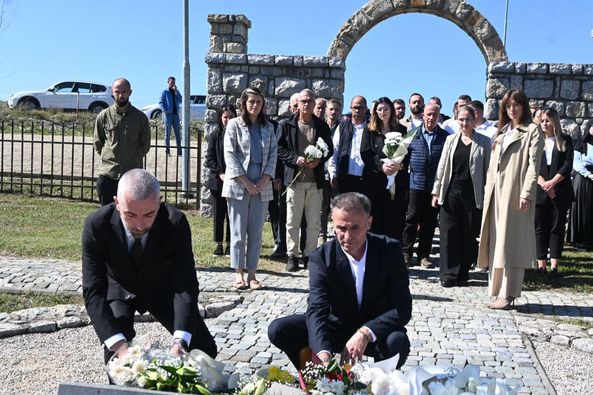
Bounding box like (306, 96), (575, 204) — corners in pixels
(432, 105), (491, 287)
(222, 87), (277, 290)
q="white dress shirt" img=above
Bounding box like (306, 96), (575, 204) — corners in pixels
(328, 122), (366, 179)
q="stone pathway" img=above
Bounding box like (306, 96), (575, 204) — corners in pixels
(1, 255), (593, 394)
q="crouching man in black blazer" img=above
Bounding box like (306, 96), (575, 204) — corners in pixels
(268, 192), (412, 369)
(82, 169), (217, 365)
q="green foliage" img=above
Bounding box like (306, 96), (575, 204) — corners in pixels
(140, 363), (213, 394)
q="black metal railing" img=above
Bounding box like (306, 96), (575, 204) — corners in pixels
(0, 119), (203, 208)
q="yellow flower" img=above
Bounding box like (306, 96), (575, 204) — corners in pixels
(266, 366), (294, 383)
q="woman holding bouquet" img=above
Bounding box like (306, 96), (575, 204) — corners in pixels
(477, 89), (543, 310)
(222, 87), (277, 290)
(431, 105), (491, 287)
(368, 97), (408, 238)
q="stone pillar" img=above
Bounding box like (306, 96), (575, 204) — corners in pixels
(207, 14), (251, 54)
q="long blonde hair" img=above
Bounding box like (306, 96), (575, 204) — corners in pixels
(540, 107), (566, 152)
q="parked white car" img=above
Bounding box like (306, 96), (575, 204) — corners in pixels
(142, 94), (206, 121)
(7, 81), (114, 113)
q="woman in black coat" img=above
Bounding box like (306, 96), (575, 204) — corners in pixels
(568, 125), (593, 250)
(205, 105), (237, 256)
(534, 108), (574, 275)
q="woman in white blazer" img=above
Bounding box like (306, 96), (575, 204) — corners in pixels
(222, 87), (277, 290)
(432, 105), (491, 287)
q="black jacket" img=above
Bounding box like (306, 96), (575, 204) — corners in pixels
(536, 133), (575, 206)
(205, 129), (225, 191)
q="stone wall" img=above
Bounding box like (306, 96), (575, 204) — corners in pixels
(486, 62), (593, 139)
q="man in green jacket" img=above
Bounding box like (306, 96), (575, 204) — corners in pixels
(94, 78), (151, 205)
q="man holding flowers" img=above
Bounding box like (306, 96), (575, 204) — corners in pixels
(268, 192), (412, 370)
(278, 89), (333, 272)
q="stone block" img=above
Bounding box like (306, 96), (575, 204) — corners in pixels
(233, 23), (248, 38)
(303, 56), (328, 66)
(209, 36), (223, 52)
(224, 42), (245, 53)
(544, 100), (565, 115)
(205, 52), (225, 64)
(549, 63), (571, 75)
(331, 68), (345, 79)
(560, 119), (581, 140)
(526, 63), (548, 74)
(293, 56), (303, 67)
(560, 80), (580, 100)
(524, 79), (554, 99)
(222, 73), (247, 94)
(487, 77), (510, 98)
(311, 68), (325, 78)
(442, 0), (464, 14)
(566, 101), (586, 118)
(275, 56), (293, 66)
(572, 64), (584, 74)
(58, 383), (169, 394)
(277, 99), (292, 117)
(329, 57), (345, 68)
(514, 62), (526, 73)
(208, 69), (222, 93)
(249, 76), (267, 92)
(572, 338), (593, 354)
(225, 65), (241, 72)
(582, 81), (593, 100)
(265, 98), (277, 115)
(28, 320), (56, 333)
(274, 78), (306, 97)
(550, 335), (570, 347)
(510, 75), (523, 90)
(261, 66), (283, 77)
(584, 65), (593, 75)
(207, 95), (227, 107)
(248, 66), (259, 74)
(312, 79), (344, 98)
(489, 62), (513, 73)
(485, 98), (499, 120)
(218, 23), (232, 35)
(225, 53), (247, 64)
(248, 54), (274, 65)
(589, 103), (593, 117)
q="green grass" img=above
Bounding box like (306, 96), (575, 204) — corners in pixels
(0, 192), (282, 272)
(0, 292), (84, 313)
(523, 246), (593, 293)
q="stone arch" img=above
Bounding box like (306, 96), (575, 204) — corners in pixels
(327, 0), (507, 64)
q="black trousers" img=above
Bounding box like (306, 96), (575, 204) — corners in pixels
(535, 197), (569, 260)
(96, 175), (119, 206)
(384, 188), (408, 241)
(337, 175), (388, 235)
(402, 189), (439, 258)
(268, 314), (409, 370)
(319, 180), (333, 238)
(439, 186), (481, 283)
(210, 189), (230, 244)
(103, 297), (217, 364)
(268, 186), (287, 251)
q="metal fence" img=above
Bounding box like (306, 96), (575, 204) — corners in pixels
(0, 118), (203, 208)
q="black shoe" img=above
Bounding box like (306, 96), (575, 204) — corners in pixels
(224, 246), (230, 256)
(457, 279), (469, 287)
(441, 279), (456, 288)
(302, 256), (309, 270)
(536, 267), (548, 275)
(212, 244), (224, 256)
(286, 256), (300, 272)
(550, 268), (559, 277)
(270, 248), (287, 261)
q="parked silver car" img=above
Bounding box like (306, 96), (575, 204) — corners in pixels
(142, 94), (206, 121)
(7, 81), (114, 113)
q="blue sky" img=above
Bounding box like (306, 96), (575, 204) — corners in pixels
(1, 0), (592, 115)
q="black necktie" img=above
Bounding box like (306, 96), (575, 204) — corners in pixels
(131, 238), (143, 271)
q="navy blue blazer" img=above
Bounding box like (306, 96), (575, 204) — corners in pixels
(306, 233), (412, 354)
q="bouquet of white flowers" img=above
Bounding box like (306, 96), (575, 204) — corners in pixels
(284, 137), (330, 193)
(107, 338), (231, 394)
(381, 130), (416, 198)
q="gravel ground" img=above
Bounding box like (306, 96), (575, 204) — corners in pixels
(0, 323), (174, 395)
(532, 340), (593, 395)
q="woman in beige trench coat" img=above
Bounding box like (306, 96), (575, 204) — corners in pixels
(477, 89), (544, 310)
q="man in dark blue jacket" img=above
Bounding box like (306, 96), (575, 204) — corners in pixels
(402, 103), (448, 268)
(159, 76), (182, 156)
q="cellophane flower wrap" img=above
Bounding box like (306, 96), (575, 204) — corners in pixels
(284, 137), (330, 193)
(382, 130), (416, 198)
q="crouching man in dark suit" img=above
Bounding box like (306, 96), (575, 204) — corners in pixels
(268, 192), (412, 369)
(82, 168), (217, 365)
